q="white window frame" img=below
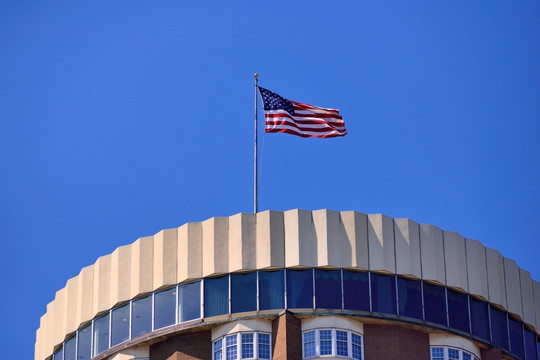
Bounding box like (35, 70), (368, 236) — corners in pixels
(302, 328), (363, 360)
(430, 346), (479, 360)
(212, 331), (272, 360)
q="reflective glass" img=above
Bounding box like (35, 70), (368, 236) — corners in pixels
(226, 335), (237, 360)
(490, 306), (509, 350)
(179, 281), (201, 322)
(64, 336), (76, 360)
(470, 297), (490, 341)
(352, 333), (362, 360)
(132, 295), (152, 337)
(509, 318), (524, 359)
(343, 270), (369, 311)
(93, 313), (110, 355)
(337, 330), (348, 356)
(154, 287), (176, 329)
(463, 353), (472, 360)
(214, 338), (223, 360)
(231, 272), (256, 313)
(111, 303), (130, 346)
(259, 270), (284, 310)
(53, 347), (63, 360)
(287, 269), (313, 309)
(77, 324), (92, 360)
(448, 348), (459, 360)
(524, 329), (537, 360)
(431, 347), (444, 360)
(423, 283), (446, 326)
(241, 333), (253, 359)
(447, 289), (469, 333)
(205, 275), (229, 317)
(315, 269), (341, 309)
(320, 329), (332, 355)
(259, 333), (270, 359)
(304, 331), (316, 358)
(371, 273), (397, 315)
(397, 277), (422, 319)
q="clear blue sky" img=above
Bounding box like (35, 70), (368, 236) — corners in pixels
(1, 2), (539, 358)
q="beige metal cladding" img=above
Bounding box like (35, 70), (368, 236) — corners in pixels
(35, 209), (540, 360)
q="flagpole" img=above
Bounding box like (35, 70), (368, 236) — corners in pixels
(254, 73), (259, 214)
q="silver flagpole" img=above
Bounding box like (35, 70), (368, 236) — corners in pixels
(254, 73), (259, 214)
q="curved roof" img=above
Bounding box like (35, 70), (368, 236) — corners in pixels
(35, 209), (540, 360)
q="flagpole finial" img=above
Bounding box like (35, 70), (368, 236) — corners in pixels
(254, 73), (258, 79)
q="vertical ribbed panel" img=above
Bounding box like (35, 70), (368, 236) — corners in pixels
(340, 211), (368, 269)
(177, 222), (203, 282)
(52, 288), (66, 347)
(394, 218), (421, 278)
(130, 236), (154, 298)
(153, 228), (178, 289)
(520, 269), (534, 325)
(77, 265), (94, 327)
(466, 239), (489, 300)
(65, 276), (79, 335)
(93, 254), (112, 315)
(111, 245), (131, 307)
(256, 210), (285, 269)
(313, 209), (344, 267)
(284, 209), (316, 267)
(420, 224), (445, 284)
(45, 302), (54, 359)
(534, 280), (540, 332)
(486, 248), (506, 308)
(35, 321), (43, 360)
(367, 214), (395, 273)
(229, 213), (257, 271)
(443, 231), (468, 291)
(504, 258), (523, 318)
(202, 216), (229, 276)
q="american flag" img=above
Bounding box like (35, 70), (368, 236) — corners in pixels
(258, 87), (347, 138)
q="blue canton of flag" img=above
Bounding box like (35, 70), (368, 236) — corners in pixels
(258, 87), (347, 138)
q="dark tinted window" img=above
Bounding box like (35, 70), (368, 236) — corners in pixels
(490, 306), (509, 350)
(77, 324), (92, 360)
(447, 289), (469, 333)
(111, 303), (130, 346)
(132, 295), (152, 337)
(509, 318), (524, 359)
(154, 287), (176, 329)
(287, 269), (313, 309)
(179, 280), (201, 322)
(53, 348), (63, 360)
(259, 270), (284, 310)
(470, 297), (490, 341)
(204, 275), (229, 317)
(231, 272), (257, 313)
(397, 277), (422, 319)
(93, 313), (109, 355)
(64, 336), (76, 360)
(524, 329), (537, 360)
(371, 273), (397, 315)
(423, 282), (447, 326)
(315, 269), (341, 309)
(343, 270), (369, 311)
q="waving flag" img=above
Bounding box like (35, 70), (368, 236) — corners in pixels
(258, 87), (347, 138)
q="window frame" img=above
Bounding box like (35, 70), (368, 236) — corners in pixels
(302, 328), (363, 360)
(430, 346), (478, 360)
(212, 331), (272, 360)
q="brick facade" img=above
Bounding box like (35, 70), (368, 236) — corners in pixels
(363, 323), (430, 360)
(150, 330), (212, 360)
(272, 312), (302, 360)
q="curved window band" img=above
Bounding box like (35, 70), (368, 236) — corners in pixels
(52, 269), (539, 360)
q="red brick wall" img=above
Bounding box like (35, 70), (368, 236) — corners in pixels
(363, 324), (430, 360)
(150, 330), (212, 360)
(272, 312), (302, 360)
